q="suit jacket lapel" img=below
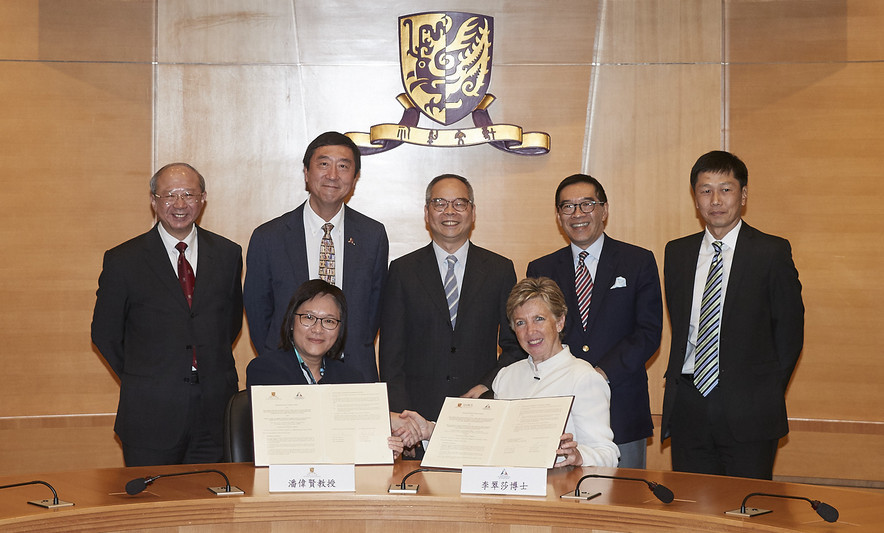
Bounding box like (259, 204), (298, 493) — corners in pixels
(585, 237), (617, 332)
(192, 227), (221, 311)
(282, 202), (310, 280)
(459, 243), (488, 319)
(341, 205), (365, 296)
(415, 244), (450, 320)
(722, 223), (754, 324)
(143, 225), (191, 311)
(678, 233), (704, 325)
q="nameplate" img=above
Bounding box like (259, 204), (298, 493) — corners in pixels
(268, 464), (355, 492)
(460, 466), (547, 496)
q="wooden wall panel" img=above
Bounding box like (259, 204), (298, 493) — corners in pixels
(0, 0), (881, 485)
(725, 0), (884, 482)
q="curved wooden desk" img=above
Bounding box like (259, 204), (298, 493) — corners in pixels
(0, 462), (881, 532)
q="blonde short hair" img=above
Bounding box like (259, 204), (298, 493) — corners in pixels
(506, 277), (568, 339)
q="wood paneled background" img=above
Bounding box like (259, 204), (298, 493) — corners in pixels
(1, 1), (881, 486)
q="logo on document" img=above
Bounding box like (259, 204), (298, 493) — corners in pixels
(346, 12), (550, 155)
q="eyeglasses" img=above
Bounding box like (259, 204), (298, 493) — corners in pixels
(153, 191), (204, 206)
(428, 197), (472, 212)
(558, 200), (605, 215)
(295, 313), (341, 330)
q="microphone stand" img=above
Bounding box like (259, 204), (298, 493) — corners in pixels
(726, 492), (839, 522)
(126, 469), (244, 496)
(0, 480), (74, 508)
(388, 468), (460, 494)
(561, 473), (674, 503)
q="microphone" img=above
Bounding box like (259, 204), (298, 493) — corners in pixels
(0, 480), (74, 508)
(124, 469), (244, 496)
(388, 467), (460, 494)
(561, 473), (674, 503)
(726, 492), (839, 522)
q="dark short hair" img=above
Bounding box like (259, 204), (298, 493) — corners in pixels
(279, 279), (348, 361)
(425, 173), (475, 203)
(150, 163), (206, 195)
(302, 131), (361, 176)
(690, 150), (748, 189)
(554, 173), (607, 206)
(506, 277), (568, 341)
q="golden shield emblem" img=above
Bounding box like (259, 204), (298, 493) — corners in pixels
(399, 12), (493, 126)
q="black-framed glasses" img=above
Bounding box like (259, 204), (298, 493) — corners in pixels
(428, 197), (472, 212)
(295, 313), (341, 330)
(558, 200), (605, 215)
(153, 191), (204, 206)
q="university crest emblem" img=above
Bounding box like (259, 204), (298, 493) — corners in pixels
(346, 12), (550, 155)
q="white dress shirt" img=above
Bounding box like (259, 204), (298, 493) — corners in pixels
(682, 220), (741, 374)
(304, 200), (345, 287)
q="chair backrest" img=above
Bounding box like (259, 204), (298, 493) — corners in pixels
(222, 389), (254, 463)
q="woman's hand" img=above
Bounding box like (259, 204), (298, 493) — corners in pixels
(554, 433), (583, 468)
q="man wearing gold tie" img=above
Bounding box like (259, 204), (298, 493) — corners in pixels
(244, 132), (388, 382)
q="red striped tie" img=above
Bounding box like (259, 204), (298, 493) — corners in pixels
(575, 251), (593, 330)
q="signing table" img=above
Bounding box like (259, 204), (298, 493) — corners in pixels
(0, 462), (881, 532)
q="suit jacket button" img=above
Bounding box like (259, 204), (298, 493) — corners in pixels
(582, 345), (589, 352)
(450, 347), (456, 353)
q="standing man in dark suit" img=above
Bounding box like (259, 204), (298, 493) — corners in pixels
(380, 174), (525, 421)
(662, 150), (804, 479)
(92, 163), (243, 466)
(527, 174), (662, 468)
(244, 132), (388, 382)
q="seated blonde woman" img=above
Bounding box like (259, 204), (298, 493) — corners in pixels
(395, 277), (619, 467)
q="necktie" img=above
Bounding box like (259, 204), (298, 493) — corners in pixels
(319, 223), (335, 285)
(175, 241), (197, 369)
(575, 251), (593, 330)
(694, 241), (723, 396)
(443, 255), (459, 328)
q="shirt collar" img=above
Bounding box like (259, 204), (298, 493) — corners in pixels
(305, 199), (344, 234)
(570, 233), (605, 263)
(704, 219), (741, 251)
(432, 240), (470, 265)
(157, 223), (197, 251)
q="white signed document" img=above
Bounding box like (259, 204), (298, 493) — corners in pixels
(421, 396), (574, 469)
(251, 383), (393, 466)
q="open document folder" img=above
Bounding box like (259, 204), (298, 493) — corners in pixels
(421, 395), (574, 469)
(250, 383), (393, 466)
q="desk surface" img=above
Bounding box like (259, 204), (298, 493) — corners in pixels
(0, 462), (881, 532)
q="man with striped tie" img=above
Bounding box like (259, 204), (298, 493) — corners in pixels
(526, 174), (663, 469)
(379, 174), (525, 425)
(661, 150), (804, 479)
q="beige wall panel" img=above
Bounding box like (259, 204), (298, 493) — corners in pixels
(726, 0), (884, 63)
(0, 416), (121, 475)
(292, 1), (600, 65)
(0, 0), (153, 62)
(158, 0), (297, 64)
(727, 62), (884, 425)
(774, 430), (884, 482)
(596, 0), (721, 63)
(0, 59), (153, 418)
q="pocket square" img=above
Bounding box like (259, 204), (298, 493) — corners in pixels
(610, 276), (627, 289)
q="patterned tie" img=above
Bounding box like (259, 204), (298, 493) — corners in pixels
(319, 223), (335, 285)
(575, 251), (593, 330)
(694, 241), (723, 396)
(175, 241), (197, 369)
(443, 255), (459, 328)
